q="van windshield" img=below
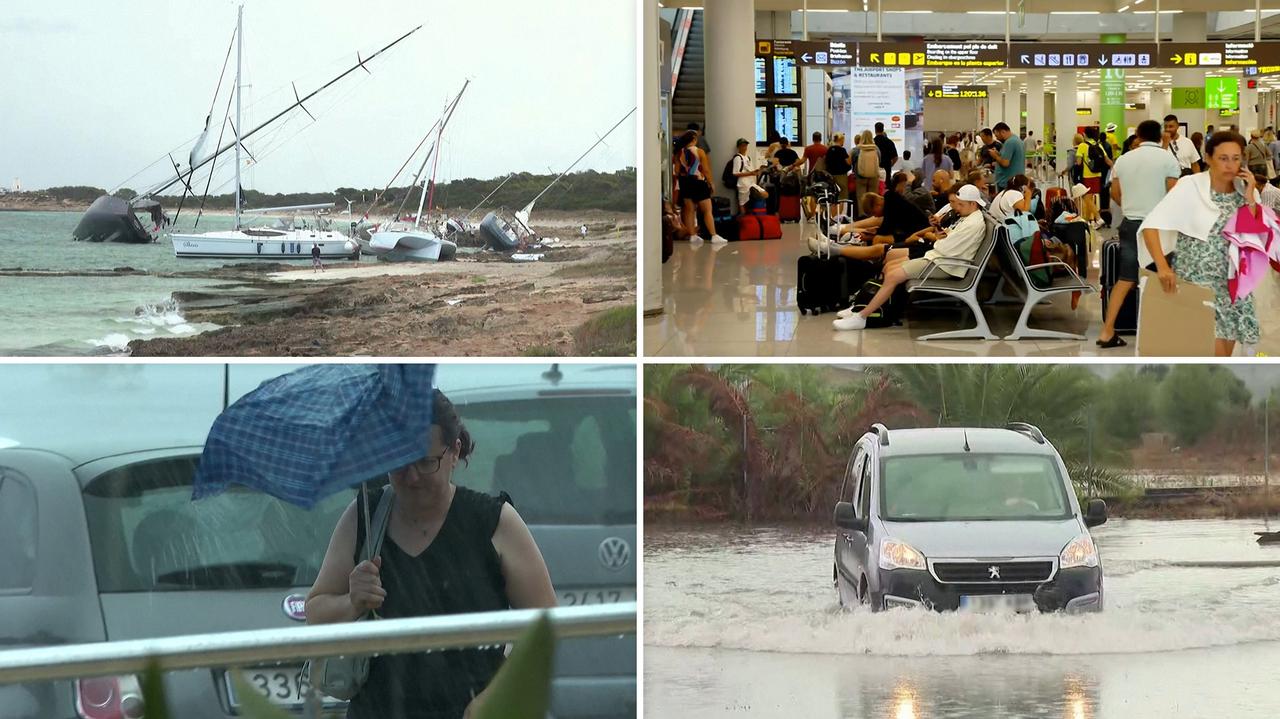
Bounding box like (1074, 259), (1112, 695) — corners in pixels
(83, 457), (352, 593)
(880, 453), (1073, 522)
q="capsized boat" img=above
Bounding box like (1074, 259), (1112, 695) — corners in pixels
(74, 6), (419, 246)
(72, 196), (170, 243)
(476, 107), (635, 253)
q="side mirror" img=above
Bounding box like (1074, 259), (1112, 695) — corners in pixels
(834, 502), (868, 533)
(1084, 498), (1108, 528)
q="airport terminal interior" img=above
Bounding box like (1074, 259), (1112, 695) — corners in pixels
(641, 1), (1280, 357)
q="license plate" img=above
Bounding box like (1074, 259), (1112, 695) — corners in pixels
(959, 594), (1037, 613)
(228, 665), (315, 707)
(558, 587), (636, 606)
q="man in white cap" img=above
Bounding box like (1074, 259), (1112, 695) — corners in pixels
(833, 183), (989, 331)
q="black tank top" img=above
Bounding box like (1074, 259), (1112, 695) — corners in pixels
(347, 485), (511, 719)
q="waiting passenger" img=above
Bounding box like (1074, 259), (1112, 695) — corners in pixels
(990, 174), (1033, 221)
(825, 132), (852, 201)
(921, 140), (954, 191)
(930, 169), (955, 211)
(832, 184), (989, 331)
(673, 130), (727, 244)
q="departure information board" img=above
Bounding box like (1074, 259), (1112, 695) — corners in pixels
(924, 85), (989, 99)
(755, 57), (767, 96)
(772, 56), (799, 96)
(773, 104), (801, 144)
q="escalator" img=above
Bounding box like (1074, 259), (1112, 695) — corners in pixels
(670, 9), (705, 137)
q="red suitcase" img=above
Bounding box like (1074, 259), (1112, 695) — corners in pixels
(1044, 187), (1066, 213)
(737, 214), (783, 241)
(779, 194), (802, 223)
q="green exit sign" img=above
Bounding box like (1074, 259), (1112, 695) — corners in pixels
(1205, 77), (1239, 111)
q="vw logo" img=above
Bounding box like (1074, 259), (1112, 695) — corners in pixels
(282, 593), (307, 622)
(598, 537), (631, 571)
(988, 566), (1001, 580)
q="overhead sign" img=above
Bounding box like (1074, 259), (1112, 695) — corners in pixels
(792, 40), (854, 67)
(924, 85), (989, 99)
(1076, 108), (1093, 116)
(1205, 77), (1239, 111)
(1166, 41), (1280, 67)
(1244, 65), (1280, 76)
(756, 39), (794, 57)
(1009, 43), (1157, 69)
(859, 42), (1004, 68)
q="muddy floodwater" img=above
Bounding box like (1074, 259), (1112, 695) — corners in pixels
(645, 519), (1280, 718)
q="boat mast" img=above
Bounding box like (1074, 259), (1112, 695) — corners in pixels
(234, 4), (243, 231)
(520, 107), (636, 216)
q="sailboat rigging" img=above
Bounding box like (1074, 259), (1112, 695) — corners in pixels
(478, 107), (635, 252)
(72, 8), (420, 246)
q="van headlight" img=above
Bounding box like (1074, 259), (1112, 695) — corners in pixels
(1060, 534), (1099, 569)
(879, 539), (927, 571)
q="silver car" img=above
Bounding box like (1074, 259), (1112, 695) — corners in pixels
(0, 364), (635, 718)
(833, 422), (1107, 613)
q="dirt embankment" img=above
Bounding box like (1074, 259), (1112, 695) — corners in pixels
(127, 217), (637, 357)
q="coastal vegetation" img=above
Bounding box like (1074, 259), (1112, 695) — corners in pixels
(11, 169), (637, 214)
(645, 364), (1278, 522)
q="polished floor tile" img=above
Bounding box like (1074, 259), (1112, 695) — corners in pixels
(648, 220), (1280, 358)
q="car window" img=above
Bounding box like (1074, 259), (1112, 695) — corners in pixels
(838, 451), (856, 502)
(880, 453), (1072, 522)
(82, 456), (353, 592)
(451, 395), (636, 525)
(0, 470), (37, 591)
(857, 455), (872, 519)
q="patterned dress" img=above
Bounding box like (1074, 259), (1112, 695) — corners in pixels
(1174, 190), (1261, 344)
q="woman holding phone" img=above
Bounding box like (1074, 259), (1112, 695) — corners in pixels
(1139, 130), (1263, 356)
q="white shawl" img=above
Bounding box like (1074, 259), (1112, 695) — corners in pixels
(1138, 172), (1260, 267)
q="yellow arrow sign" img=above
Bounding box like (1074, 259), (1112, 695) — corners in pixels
(1171, 55), (1182, 64)
(870, 53), (881, 63)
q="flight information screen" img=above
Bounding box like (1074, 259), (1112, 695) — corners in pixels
(755, 104), (769, 143)
(773, 104), (801, 143)
(772, 56), (799, 95)
(755, 57), (768, 96)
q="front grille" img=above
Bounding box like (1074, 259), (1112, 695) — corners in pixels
(932, 561), (1053, 584)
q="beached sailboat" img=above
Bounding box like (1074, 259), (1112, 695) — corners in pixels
(170, 6), (366, 260)
(72, 5), (418, 249)
(362, 82), (470, 263)
(478, 107), (635, 252)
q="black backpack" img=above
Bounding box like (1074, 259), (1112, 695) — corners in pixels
(722, 157), (741, 190)
(850, 278), (902, 328)
(1085, 141), (1109, 174)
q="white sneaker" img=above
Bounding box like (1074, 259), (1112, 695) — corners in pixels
(832, 314), (867, 331)
(807, 234), (831, 255)
(836, 305), (857, 319)
(689, 235), (705, 245)
(710, 234), (729, 244)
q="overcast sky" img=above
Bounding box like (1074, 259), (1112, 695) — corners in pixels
(0, 0), (636, 194)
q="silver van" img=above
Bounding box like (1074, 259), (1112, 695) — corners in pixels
(833, 423), (1106, 614)
(0, 364), (635, 718)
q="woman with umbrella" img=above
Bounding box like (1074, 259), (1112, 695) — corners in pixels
(305, 388), (557, 718)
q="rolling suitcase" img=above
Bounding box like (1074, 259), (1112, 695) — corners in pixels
(1101, 236), (1138, 335)
(779, 194), (802, 223)
(1052, 221), (1090, 279)
(797, 254), (851, 315)
(737, 214), (783, 242)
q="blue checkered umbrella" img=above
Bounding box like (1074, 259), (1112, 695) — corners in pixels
(193, 364), (436, 509)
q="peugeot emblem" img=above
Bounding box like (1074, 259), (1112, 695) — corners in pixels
(988, 566), (1001, 580)
(598, 537), (631, 571)
(282, 593), (307, 622)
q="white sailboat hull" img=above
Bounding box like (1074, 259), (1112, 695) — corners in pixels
(171, 229), (359, 260)
(366, 230), (456, 262)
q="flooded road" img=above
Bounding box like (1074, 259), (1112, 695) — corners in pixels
(645, 519), (1280, 718)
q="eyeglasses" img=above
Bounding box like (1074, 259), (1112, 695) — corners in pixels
(418, 453), (449, 474)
